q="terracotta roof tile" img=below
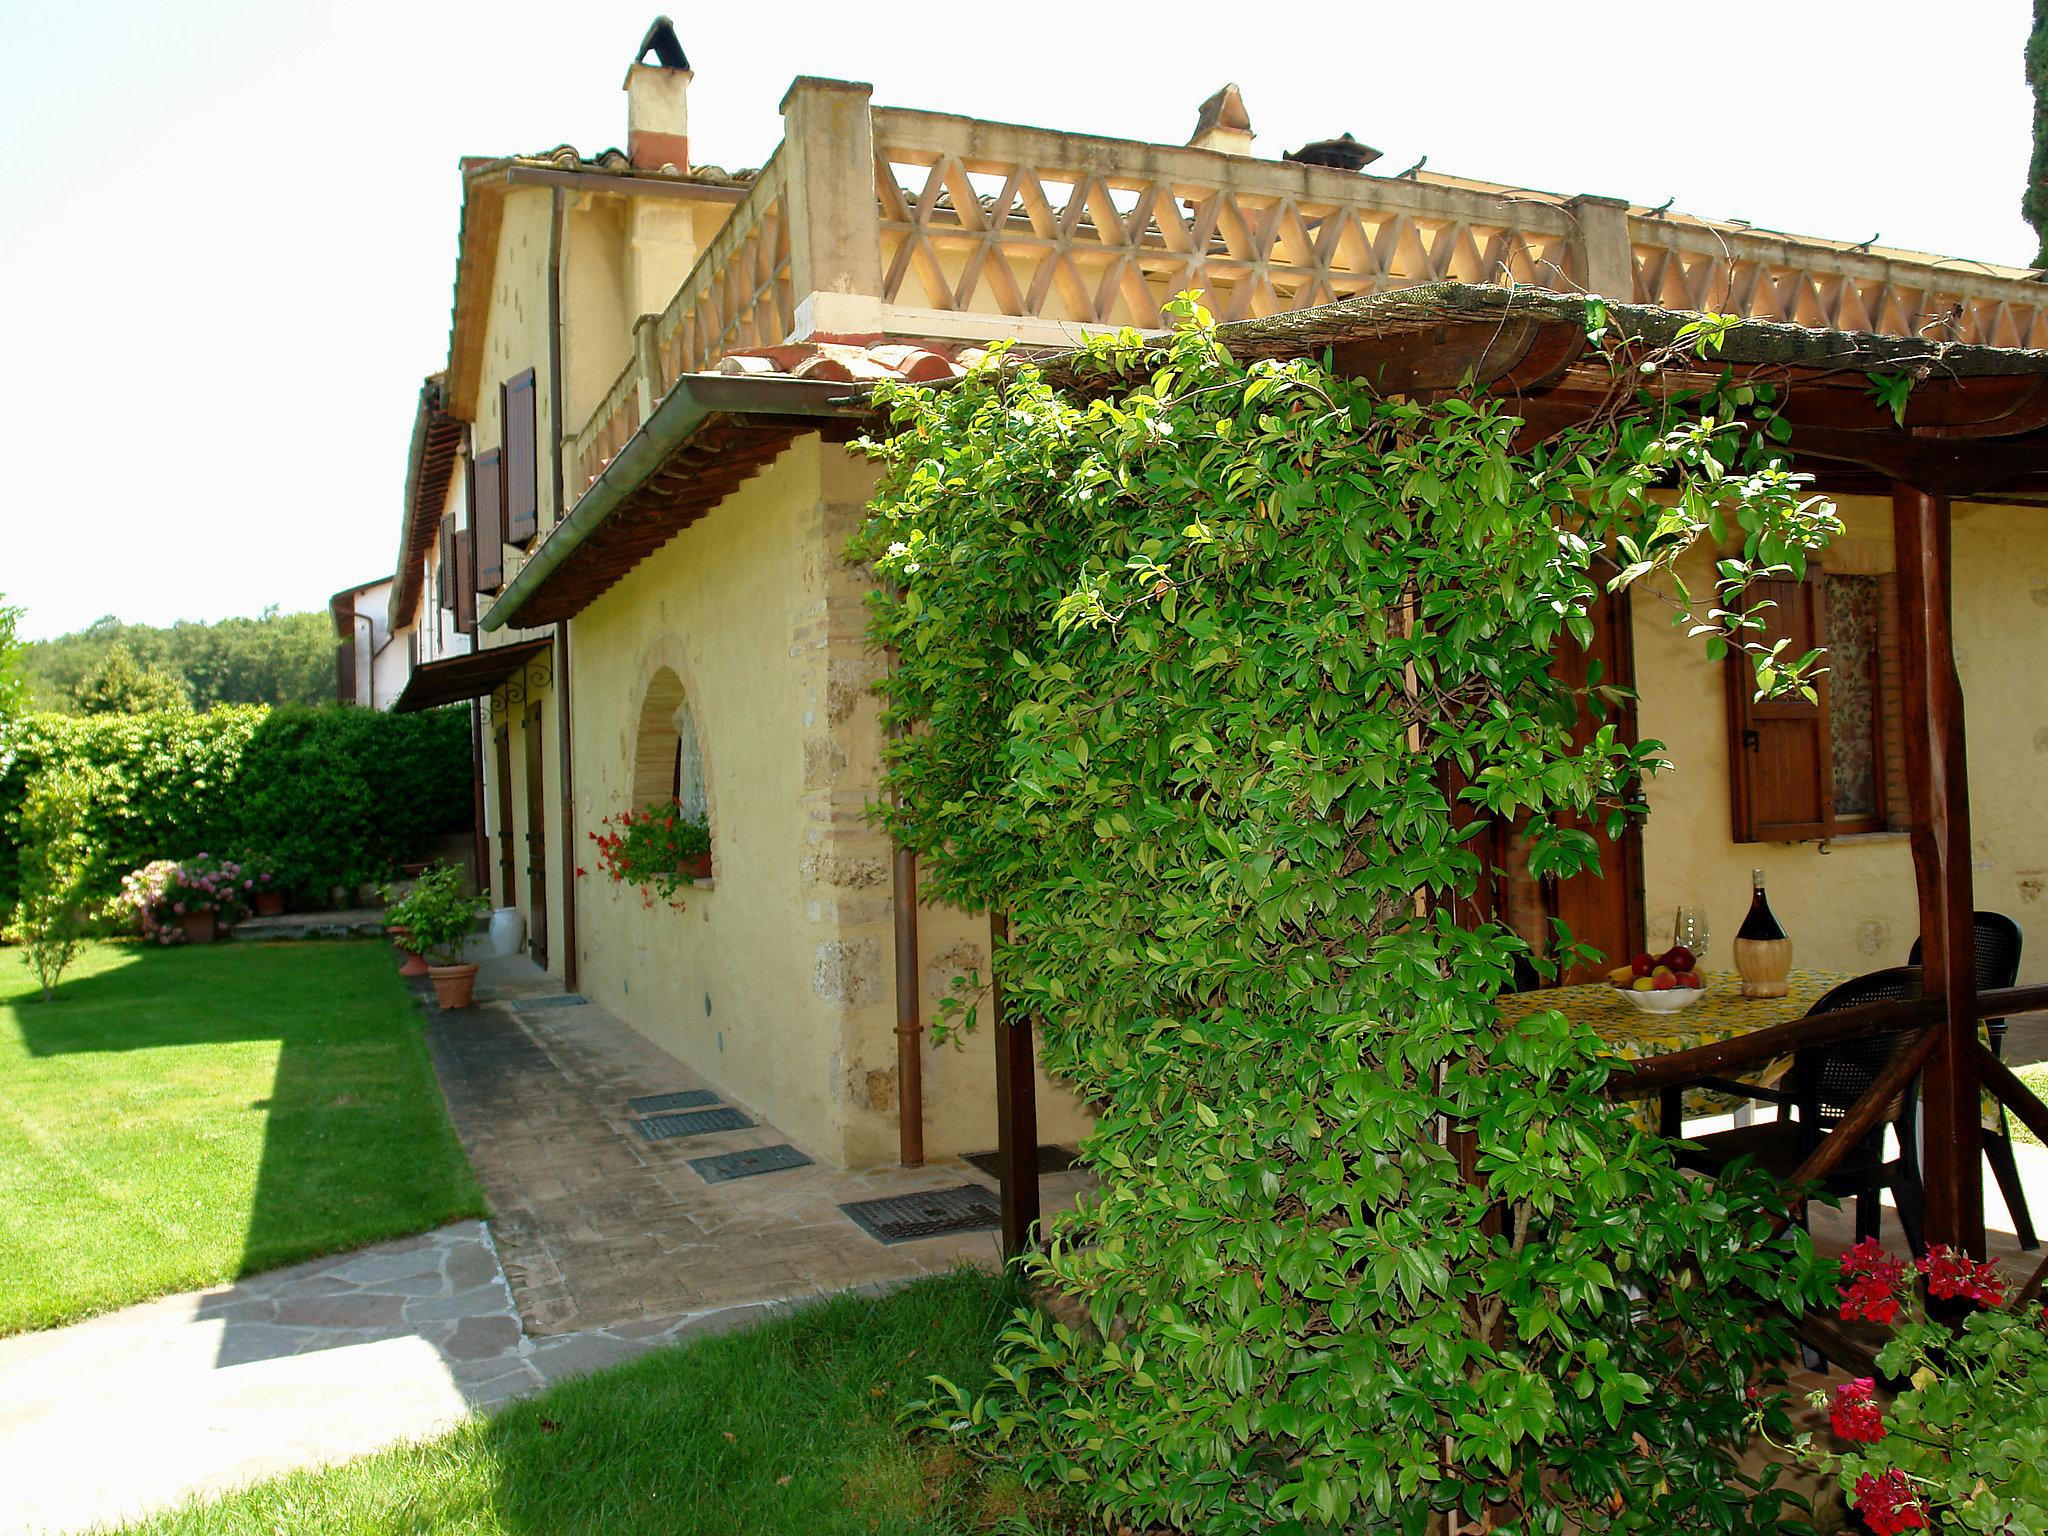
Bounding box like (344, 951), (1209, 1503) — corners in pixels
(711, 340), (970, 384)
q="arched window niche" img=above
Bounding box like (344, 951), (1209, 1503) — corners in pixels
(629, 666), (712, 880)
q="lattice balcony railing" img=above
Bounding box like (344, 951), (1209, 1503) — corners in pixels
(565, 151), (795, 500)
(870, 108), (1580, 330)
(1628, 218), (2048, 349)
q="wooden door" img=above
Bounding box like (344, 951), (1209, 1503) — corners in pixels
(1457, 586), (1645, 989)
(523, 701), (548, 970)
(1545, 585), (1645, 984)
(493, 723), (515, 906)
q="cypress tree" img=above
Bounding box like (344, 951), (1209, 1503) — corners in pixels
(2027, 0), (2048, 265)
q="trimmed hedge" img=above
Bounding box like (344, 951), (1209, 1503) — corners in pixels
(0, 705), (473, 918)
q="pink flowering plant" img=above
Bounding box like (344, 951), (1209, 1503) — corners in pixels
(1765, 1238), (2048, 1534)
(116, 853), (250, 941)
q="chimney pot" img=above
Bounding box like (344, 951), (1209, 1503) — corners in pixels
(623, 17), (691, 172)
(1188, 83), (1254, 157)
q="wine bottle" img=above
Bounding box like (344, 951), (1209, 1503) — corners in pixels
(1732, 868), (1791, 997)
(1737, 869), (1785, 942)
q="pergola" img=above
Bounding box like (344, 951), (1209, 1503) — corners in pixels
(981, 283), (2048, 1308)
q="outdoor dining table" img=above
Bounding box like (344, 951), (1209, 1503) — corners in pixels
(1497, 969), (1850, 1121)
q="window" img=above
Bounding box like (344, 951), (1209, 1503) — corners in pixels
(1726, 570), (1903, 842)
(473, 449), (504, 594)
(502, 370), (539, 545)
(632, 666), (710, 829)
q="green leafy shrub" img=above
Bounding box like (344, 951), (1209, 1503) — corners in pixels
(6, 762), (106, 999)
(0, 704), (472, 919)
(858, 302), (1841, 1533)
(385, 862), (484, 966)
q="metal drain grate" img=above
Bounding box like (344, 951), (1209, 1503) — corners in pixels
(509, 994), (588, 1011)
(689, 1143), (813, 1183)
(839, 1185), (1001, 1244)
(962, 1145), (1081, 1180)
(632, 1107), (754, 1141)
(628, 1090), (719, 1115)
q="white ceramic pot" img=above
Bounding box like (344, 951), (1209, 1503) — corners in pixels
(488, 906), (526, 957)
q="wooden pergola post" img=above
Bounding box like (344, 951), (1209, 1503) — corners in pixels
(988, 912), (1041, 1259)
(1890, 482), (1986, 1257)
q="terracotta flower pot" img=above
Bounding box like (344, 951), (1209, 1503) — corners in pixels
(428, 962), (480, 1009)
(683, 851), (714, 881)
(177, 910), (218, 945)
(254, 889), (286, 918)
(388, 924), (430, 977)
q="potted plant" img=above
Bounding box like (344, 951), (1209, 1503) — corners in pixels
(159, 853), (251, 943)
(115, 859), (183, 944)
(386, 862), (486, 1007)
(586, 801), (713, 908)
(229, 850), (289, 917)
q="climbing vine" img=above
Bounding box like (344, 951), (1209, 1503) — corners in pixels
(855, 298), (1839, 1533)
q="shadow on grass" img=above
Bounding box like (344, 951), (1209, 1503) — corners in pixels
(7, 939), (487, 1343)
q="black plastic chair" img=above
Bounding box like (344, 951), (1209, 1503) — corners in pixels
(1909, 912), (2033, 1250)
(1673, 965), (1928, 1256)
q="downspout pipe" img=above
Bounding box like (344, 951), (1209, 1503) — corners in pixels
(891, 822), (924, 1167)
(547, 187), (580, 991)
(886, 637), (925, 1167)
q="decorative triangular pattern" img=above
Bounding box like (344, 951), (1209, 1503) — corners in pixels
(873, 145), (1579, 329)
(1626, 231), (2048, 347)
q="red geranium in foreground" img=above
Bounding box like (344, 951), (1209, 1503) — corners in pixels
(1852, 1468), (1928, 1534)
(1829, 1378), (1885, 1444)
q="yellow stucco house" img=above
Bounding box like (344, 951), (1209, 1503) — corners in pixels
(384, 20), (2048, 1175)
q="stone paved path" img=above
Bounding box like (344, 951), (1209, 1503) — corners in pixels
(425, 953), (1083, 1336)
(0, 1221), (787, 1536)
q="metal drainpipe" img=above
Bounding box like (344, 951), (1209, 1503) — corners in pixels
(892, 834), (924, 1166)
(548, 187), (579, 991)
(886, 639), (924, 1166)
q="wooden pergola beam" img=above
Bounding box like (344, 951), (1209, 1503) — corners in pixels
(1892, 481), (1987, 1257)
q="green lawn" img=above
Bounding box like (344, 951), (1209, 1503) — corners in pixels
(119, 1269), (1075, 1536)
(0, 939), (486, 1335)
(2014, 1059), (2048, 1148)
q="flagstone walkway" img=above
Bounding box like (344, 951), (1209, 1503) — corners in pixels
(424, 953), (1084, 1336)
(0, 1221), (794, 1536)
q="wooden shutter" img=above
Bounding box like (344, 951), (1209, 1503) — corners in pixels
(1726, 573), (1833, 842)
(336, 637), (356, 704)
(437, 514), (457, 611)
(454, 529), (476, 634)
(502, 370), (539, 545)
(473, 449), (505, 593)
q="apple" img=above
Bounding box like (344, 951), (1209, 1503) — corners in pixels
(1652, 965), (1673, 978)
(1651, 973), (1678, 991)
(1631, 952), (1658, 978)
(1631, 977), (1656, 992)
(1661, 945), (1696, 973)
(1677, 972), (1704, 990)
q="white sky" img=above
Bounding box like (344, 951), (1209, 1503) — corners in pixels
(1, 0), (2037, 640)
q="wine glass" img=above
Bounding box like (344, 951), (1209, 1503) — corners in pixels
(1672, 904), (1709, 966)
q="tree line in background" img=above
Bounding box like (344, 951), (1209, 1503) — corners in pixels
(13, 608), (335, 714)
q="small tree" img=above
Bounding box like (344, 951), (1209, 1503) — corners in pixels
(70, 644), (191, 715)
(7, 763), (105, 1000)
(0, 594), (26, 722)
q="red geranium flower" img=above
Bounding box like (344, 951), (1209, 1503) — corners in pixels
(1852, 1468), (1927, 1534)
(1838, 1239), (1908, 1324)
(1829, 1377), (1885, 1443)
(1916, 1245), (2007, 1308)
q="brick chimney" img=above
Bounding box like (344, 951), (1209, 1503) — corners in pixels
(623, 17), (691, 171)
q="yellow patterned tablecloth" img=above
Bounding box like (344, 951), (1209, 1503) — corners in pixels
(1498, 969), (1849, 1120)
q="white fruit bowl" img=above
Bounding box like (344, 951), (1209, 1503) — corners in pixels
(1616, 985), (1707, 1014)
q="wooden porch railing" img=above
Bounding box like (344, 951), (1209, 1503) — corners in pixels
(1604, 982), (2048, 1307)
